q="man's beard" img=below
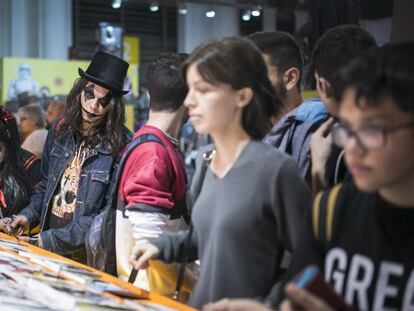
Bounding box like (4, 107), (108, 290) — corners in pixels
(275, 79), (287, 101)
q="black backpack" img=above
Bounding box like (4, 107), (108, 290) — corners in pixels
(85, 133), (163, 275)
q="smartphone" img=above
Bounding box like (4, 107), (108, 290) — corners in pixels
(294, 265), (353, 311)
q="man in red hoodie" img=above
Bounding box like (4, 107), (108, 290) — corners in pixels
(115, 53), (193, 298)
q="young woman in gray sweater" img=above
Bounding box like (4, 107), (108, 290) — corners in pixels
(130, 37), (310, 309)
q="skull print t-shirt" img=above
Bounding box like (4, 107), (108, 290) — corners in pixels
(48, 140), (90, 229)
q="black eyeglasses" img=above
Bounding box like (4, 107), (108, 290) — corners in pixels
(332, 121), (414, 150)
(83, 86), (112, 108)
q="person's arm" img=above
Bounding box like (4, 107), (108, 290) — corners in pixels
(0, 218), (9, 232)
(279, 284), (334, 311)
(272, 158), (310, 253)
(153, 228), (198, 263)
(187, 144), (213, 217)
(269, 205), (326, 306)
(122, 146), (177, 244)
(127, 210), (170, 245)
(130, 229), (199, 270)
(265, 161), (322, 305)
(16, 126), (54, 230)
(203, 298), (274, 311)
(122, 143), (197, 261)
(22, 151), (41, 189)
(310, 117), (335, 194)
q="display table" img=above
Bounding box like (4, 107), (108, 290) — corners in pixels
(0, 232), (195, 311)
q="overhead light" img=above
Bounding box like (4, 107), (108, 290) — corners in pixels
(252, 6), (261, 17)
(206, 8), (215, 18)
(112, 0), (122, 9)
(242, 10), (251, 21)
(149, 3), (160, 12)
(178, 3), (187, 15)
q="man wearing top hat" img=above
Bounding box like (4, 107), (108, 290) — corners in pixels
(11, 52), (132, 263)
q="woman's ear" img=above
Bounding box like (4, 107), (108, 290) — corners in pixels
(237, 87), (253, 108)
(284, 67), (300, 91)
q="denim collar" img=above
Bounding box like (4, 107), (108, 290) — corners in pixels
(55, 130), (112, 156)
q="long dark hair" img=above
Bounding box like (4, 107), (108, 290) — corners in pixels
(182, 37), (281, 140)
(57, 78), (126, 154)
(0, 116), (32, 217)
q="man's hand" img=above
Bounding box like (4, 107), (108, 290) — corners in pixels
(310, 117), (335, 188)
(279, 284), (334, 311)
(17, 234), (42, 247)
(129, 243), (160, 270)
(9, 215), (29, 236)
(202, 299), (274, 311)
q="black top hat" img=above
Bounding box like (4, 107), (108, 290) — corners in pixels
(78, 51), (130, 95)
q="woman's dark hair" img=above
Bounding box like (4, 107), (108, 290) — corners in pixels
(0, 111), (32, 217)
(57, 78), (126, 154)
(182, 37), (281, 140)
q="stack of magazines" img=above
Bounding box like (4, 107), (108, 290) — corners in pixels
(0, 237), (176, 311)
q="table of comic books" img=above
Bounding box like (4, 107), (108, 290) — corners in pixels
(0, 233), (195, 311)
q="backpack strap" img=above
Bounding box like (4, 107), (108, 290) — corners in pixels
(111, 133), (163, 208)
(283, 118), (299, 155)
(172, 147), (212, 300)
(106, 134), (163, 275)
(270, 117), (296, 151)
(312, 183), (343, 252)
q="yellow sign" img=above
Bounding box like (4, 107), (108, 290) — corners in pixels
(302, 90), (319, 99)
(123, 36), (140, 64)
(123, 36), (140, 97)
(125, 104), (135, 132)
(0, 57), (89, 103)
(0, 42), (140, 131)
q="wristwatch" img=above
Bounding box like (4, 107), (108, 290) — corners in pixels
(28, 236), (38, 245)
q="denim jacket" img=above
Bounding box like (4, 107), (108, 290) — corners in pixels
(20, 121), (132, 258)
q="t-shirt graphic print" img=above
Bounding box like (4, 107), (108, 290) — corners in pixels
(48, 141), (90, 229)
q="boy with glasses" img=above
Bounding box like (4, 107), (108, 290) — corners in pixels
(278, 43), (414, 311)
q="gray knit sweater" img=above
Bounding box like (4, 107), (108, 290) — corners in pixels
(153, 141), (310, 308)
